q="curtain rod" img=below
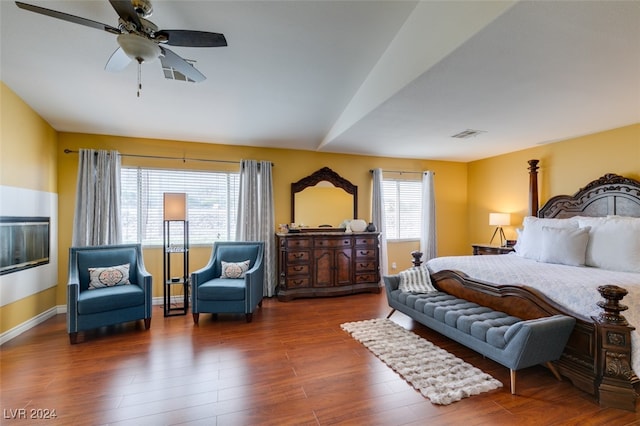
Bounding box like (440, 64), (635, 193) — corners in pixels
(64, 149), (248, 165)
(369, 169), (426, 175)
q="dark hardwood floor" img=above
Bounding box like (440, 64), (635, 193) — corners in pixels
(1, 292), (638, 425)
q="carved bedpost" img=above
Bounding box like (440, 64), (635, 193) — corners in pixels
(411, 251), (423, 267)
(593, 285), (638, 411)
(528, 159), (539, 216)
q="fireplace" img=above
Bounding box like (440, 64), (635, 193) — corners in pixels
(0, 216), (50, 275)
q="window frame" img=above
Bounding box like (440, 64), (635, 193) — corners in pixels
(120, 166), (240, 247)
(382, 177), (422, 242)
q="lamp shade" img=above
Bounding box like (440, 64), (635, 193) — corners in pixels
(489, 212), (510, 226)
(164, 193), (187, 220)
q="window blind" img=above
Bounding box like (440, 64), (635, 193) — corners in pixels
(382, 179), (422, 240)
(121, 167), (239, 245)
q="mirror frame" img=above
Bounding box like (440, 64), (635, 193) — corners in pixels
(291, 167), (358, 224)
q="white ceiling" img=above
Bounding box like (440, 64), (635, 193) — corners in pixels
(1, 0), (639, 162)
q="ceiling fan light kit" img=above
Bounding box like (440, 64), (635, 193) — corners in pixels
(117, 33), (160, 63)
(15, 0), (227, 95)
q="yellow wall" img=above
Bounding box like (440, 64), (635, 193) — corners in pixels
(468, 124), (640, 247)
(0, 82), (58, 332)
(56, 133), (468, 303)
(3, 79), (638, 337)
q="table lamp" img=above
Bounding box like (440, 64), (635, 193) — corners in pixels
(489, 212), (510, 246)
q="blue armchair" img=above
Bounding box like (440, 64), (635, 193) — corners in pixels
(67, 244), (152, 344)
(191, 241), (264, 324)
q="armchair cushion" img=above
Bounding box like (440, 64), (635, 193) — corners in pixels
(78, 285), (144, 315)
(76, 247), (140, 291)
(198, 278), (246, 301)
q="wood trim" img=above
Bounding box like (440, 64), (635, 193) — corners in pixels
(528, 159), (539, 216)
(291, 167), (358, 223)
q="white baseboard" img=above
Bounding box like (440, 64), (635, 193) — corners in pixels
(0, 298), (186, 345)
(0, 306), (62, 346)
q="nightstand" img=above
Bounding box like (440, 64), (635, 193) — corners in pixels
(472, 244), (515, 255)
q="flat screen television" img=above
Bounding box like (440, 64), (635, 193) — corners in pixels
(0, 216), (50, 275)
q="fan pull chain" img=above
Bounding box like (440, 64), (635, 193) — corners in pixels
(137, 61), (142, 98)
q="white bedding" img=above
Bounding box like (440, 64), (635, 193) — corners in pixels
(427, 253), (640, 375)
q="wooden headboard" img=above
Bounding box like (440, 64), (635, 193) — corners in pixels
(526, 160), (640, 218)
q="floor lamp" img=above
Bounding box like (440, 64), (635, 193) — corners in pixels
(489, 213), (510, 246)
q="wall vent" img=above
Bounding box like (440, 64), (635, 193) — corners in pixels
(451, 129), (486, 139)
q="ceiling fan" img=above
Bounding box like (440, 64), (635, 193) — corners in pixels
(15, 0), (227, 90)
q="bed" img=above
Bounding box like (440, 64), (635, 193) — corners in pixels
(425, 160), (639, 411)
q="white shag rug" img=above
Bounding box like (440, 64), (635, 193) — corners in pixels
(341, 318), (503, 405)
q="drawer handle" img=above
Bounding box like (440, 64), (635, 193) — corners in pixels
(293, 266), (304, 271)
(359, 250), (371, 256)
(293, 280), (304, 285)
(293, 253), (305, 259)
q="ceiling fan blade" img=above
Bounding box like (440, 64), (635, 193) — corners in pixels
(156, 30), (227, 47)
(105, 47), (131, 72)
(108, 0), (142, 30)
(159, 46), (206, 83)
(15, 1), (120, 34)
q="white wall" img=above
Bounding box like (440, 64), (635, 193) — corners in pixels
(0, 185), (58, 306)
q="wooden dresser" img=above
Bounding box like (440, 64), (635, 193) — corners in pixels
(276, 232), (381, 301)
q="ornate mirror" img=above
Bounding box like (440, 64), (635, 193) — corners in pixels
(291, 167), (358, 228)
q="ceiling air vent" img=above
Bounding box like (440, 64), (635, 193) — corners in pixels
(451, 129), (486, 139)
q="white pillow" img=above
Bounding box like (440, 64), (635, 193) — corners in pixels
(514, 216), (578, 261)
(583, 217), (640, 272)
(576, 216), (608, 229)
(539, 226), (590, 266)
(398, 266), (437, 294)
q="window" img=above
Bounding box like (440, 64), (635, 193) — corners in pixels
(121, 167), (239, 245)
(382, 179), (421, 240)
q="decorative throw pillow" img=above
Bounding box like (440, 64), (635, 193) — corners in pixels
(398, 266), (437, 294)
(538, 226), (590, 266)
(220, 260), (251, 279)
(88, 263), (131, 289)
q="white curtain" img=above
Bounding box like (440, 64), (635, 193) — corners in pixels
(72, 149), (122, 247)
(420, 171), (437, 261)
(371, 168), (388, 279)
(236, 159), (276, 297)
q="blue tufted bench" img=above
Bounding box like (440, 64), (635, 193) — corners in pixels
(383, 275), (575, 394)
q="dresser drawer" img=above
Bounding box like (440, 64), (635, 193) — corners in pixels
(286, 264), (309, 275)
(355, 261), (377, 272)
(313, 238), (352, 248)
(286, 238), (311, 249)
(354, 249), (377, 260)
(354, 236), (377, 246)
(354, 273), (379, 283)
(286, 251), (310, 263)
(285, 277), (310, 289)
